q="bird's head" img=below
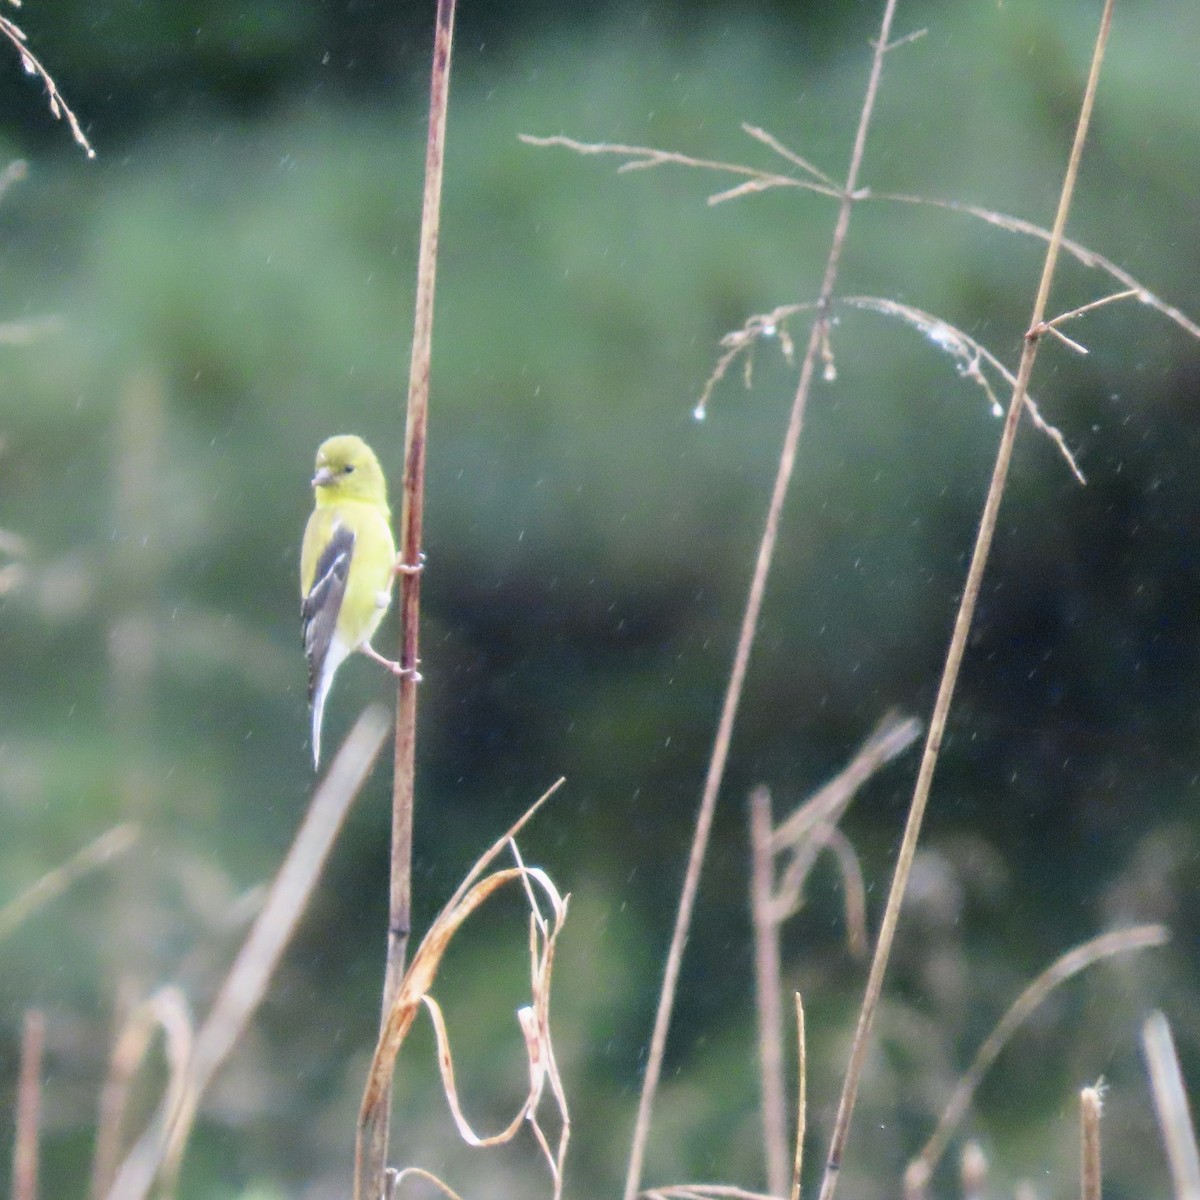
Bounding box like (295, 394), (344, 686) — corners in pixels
(311, 435), (390, 507)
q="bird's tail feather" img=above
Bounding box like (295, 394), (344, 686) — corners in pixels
(311, 675), (329, 769)
(310, 637), (350, 770)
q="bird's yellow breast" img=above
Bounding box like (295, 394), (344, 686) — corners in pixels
(301, 500), (396, 648)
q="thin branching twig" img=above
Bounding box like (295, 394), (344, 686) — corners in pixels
(522, 143), (1198, 345)
(817, 7), (1119, 1199)
(699, 297), (1085, 483)
(519, 133), (841, 204)
(872, 192), (1199, 340)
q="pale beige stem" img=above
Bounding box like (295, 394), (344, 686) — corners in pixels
(750, 787), (788, 1196)
(1144, 1011), (1200, 1200)
(1080, 1086), (1102, 1200)
(13, 1010), (44, 1200)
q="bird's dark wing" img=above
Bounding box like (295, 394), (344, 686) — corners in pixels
(301, 523), (355, 703)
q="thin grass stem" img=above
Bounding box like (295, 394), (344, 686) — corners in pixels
(621, 4), (901, 1195)
(750, 787), (788, 1196)
(387, 0), (457, 1011)
(791, 994), (806, 1200)
(12, 1009), (44, 1200)
(1081, 1086), (1103, 1200)
(815, 6), (1116, 1199)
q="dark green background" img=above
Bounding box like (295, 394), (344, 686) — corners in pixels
(0, 0), (1198, 1196)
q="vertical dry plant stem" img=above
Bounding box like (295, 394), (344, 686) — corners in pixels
(750, 787), (789, 1196)
(815, 5), (1115, 1200)
(1143, 1011), (1200, 1200)
(621, 2), (900, 1195)
(13, 1009), (44, 1200)
(386, 0), (457, 1013)
(1080, 1086), (1102, 1200)
(792, 994), (806, 1200)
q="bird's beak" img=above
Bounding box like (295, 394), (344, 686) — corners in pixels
(312, 465), (335, 487)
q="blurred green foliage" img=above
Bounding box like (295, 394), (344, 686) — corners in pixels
(0, 0), (1199, 1196)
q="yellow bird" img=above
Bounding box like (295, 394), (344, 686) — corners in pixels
(300, 435), (416, 768)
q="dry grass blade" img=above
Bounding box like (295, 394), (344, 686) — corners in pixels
(105, 705), (389, 1200)
(415, 858), (568, 1195)
(89, 987), (193, 1200)
(446, 777), (564, 912)
(910, 925), (1166, 1181)
(355, 781), (565, 1200)
(0, 16), (93, 156)
(0, 824), (140, 943)
(511, 839), (572, 1193)
(816, 8), (1117, 1198)
(389, 1167), (466, 1199)
(1143, 1011), (1200, 1200)
(1080, 1086), (1103, 1200)
(13, 1009), (44, 1200)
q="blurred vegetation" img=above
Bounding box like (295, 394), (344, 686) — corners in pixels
(0, 0), (1199, 1196)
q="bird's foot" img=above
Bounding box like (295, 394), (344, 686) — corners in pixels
(392, 552), (426, 578)
(362, 642), (423, 682)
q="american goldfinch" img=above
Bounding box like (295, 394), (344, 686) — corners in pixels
(301, 435), (415, 768)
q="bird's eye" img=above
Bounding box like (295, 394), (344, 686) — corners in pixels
(343, 464), (355, 474)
